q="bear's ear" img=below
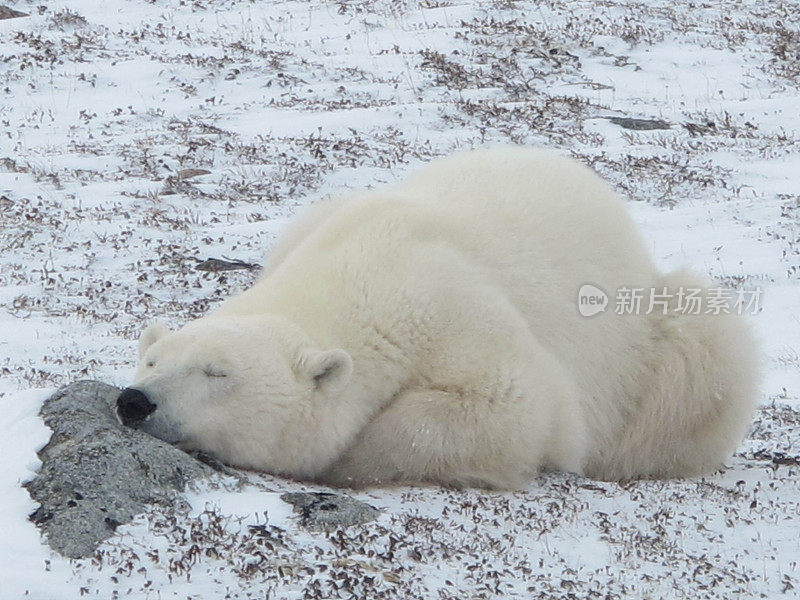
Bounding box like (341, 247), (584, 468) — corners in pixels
(295, 349), (353, 395)
(138, 321), (171, 358)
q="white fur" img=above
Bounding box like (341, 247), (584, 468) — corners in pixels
(129, 147), (759, 489)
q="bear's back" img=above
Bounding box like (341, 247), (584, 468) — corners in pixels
(257, 149), (658, 413)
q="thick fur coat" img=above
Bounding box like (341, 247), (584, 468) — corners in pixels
(123, 148), (759, 489)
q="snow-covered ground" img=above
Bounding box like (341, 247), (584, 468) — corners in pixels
(1, 0), (799, 597)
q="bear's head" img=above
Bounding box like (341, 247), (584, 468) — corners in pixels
(117, 315), (353, 478)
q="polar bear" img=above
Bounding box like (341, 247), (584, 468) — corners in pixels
(118, 147), (758, 489)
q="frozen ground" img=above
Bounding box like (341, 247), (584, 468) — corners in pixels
(1, 0), (799, 598)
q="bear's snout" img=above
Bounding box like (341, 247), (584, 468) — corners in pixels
(117, 388), (157, 427)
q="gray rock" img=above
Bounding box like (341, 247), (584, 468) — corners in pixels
(606, 116), (671, 130)
(0, 6), (28, 20)
(25, 380), (224, 558)
(281, 492), (380, 531)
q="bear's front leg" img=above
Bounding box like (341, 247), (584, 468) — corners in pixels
(321, 341), (587, 490)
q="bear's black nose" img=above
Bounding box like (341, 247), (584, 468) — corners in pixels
(117, 388), (156, 427)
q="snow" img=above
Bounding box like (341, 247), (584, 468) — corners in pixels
(0, 388), (61, 598)
(1, 0), (800, 597)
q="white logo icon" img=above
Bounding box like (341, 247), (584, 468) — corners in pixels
(578, 284), (608, 317)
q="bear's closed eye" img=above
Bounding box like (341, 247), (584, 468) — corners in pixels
(203, 367), (227, 378)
